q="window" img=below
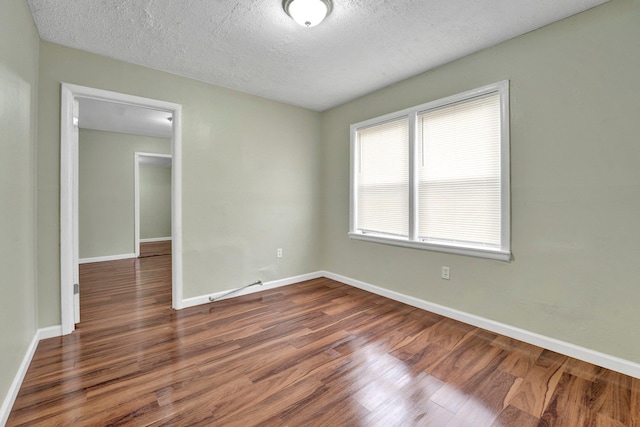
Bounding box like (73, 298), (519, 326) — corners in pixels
(349, 81), (510, 261)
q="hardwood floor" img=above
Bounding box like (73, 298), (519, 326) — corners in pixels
(139, 241), (172, 258)
(8, 257), (640, 426)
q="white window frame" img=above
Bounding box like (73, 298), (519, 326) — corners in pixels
(349, 81), (511, 262)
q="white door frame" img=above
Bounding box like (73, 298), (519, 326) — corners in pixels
(134, 152), (173, 257)
(60, 83), (183, 335)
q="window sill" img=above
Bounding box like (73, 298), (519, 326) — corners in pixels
(348, 232), (511, 262)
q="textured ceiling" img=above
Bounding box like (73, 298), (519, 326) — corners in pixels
(28, 0), (608, 111)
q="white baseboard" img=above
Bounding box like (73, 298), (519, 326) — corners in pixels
(38, 325), (62, 340)
(140, 237), (172, 243)
(0, 325), (62, 426)
(79, 253), (137, 264)
(178, 269), (640, 378)
(181, 271), (325, 309)
(321, 271), (640, 380)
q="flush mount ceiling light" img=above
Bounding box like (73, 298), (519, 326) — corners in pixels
(283, 0), (332, 28)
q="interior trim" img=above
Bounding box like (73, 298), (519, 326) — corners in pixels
(181, 271), (325, 309)
(0, 326), (60, 426)
(78, 253), (137, 264)
(140, 237), (173, 243)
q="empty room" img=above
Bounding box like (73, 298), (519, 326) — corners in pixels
(1, 0), (639, 425)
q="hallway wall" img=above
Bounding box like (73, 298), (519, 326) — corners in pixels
(79, 129), (170, 259)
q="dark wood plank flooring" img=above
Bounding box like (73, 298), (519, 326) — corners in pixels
(139, 241), (171, 258)
(7, 256), (640, 426)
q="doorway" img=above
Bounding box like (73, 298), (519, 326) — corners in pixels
(135, 152), (173, 258)
(60, 83), (183, 335)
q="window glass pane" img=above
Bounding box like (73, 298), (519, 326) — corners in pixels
(417, 93), (501, 246)
(357, 117), (409, 236)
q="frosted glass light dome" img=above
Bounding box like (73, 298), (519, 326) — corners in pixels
(283, 0), (332, 28)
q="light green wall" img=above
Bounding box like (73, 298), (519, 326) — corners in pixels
(0, 0), (39, 414)
(79, 129), (170, 259)
(320, 0), (640, 363)
(140, 165), (172, 240)
(37, 41), (322, 326)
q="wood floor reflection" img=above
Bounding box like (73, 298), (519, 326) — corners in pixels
(8, 256), (640, 426)
(139, 240), (171, 258)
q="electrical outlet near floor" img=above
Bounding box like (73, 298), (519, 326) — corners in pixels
(441, 266), (450, 280)
(277, 248), (283, 258)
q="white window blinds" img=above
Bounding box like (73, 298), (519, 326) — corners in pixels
(350, 81), (510, 261)
(356, 117), (409, 237)
(417, 93), (502, 248)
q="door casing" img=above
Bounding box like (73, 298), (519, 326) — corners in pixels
(60, 83), (183, 335)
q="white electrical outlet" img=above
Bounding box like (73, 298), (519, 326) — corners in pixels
(277, 248), (283, 258)
(441, 266), (450, 280)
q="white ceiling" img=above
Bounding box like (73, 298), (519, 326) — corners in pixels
(28, 0), (608, 111)
(138, 154), (172, 168)
(78, 98), (173, 139)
